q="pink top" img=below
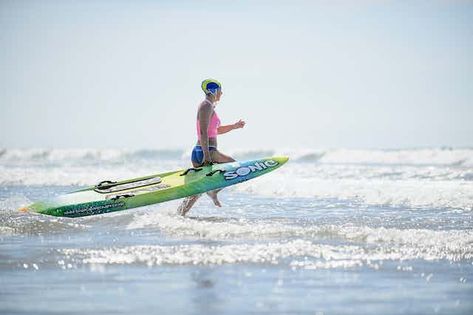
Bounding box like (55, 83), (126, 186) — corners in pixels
(196, 106), (221, 141)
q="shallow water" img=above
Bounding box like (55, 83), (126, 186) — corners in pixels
(1, 148), (472, 314)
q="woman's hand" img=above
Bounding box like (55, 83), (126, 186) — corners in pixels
(217, 120), (246, 135)
(233, 119), (246, 130)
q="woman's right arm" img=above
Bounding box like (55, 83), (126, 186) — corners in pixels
(198, 103), (213, 164)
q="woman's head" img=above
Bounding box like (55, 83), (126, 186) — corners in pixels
(201, 79), (223, 101)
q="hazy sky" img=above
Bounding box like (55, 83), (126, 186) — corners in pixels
(1, 0), (472, 150)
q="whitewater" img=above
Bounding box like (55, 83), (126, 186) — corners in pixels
(1, 148), (472, 314)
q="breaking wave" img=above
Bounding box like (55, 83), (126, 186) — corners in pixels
(0, 148), (186, 165)
(235, 174), (473, 211)
(59, 237), (472, 269)
(1, 147), (472, 211)
(57, 212), (472, 268)
(1, 147), (472, 166)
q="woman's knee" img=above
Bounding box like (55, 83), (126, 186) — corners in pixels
(211, 151), (234, 163)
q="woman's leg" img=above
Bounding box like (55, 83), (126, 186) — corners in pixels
(210, 150), (235, 163)
(177, 194), (201, 216)
(178, 156), (204, 216)
(178, 150), (236, 216)
(205, 150), (235, 206)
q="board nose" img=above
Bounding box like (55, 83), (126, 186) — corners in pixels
(271, 156), (289, 164)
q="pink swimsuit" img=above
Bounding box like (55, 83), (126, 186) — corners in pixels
(196, 101), (221, 140)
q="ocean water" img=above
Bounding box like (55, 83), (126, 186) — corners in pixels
(0, 148), (472, 315)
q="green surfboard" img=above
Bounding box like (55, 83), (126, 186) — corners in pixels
(22, 156), (289, 217)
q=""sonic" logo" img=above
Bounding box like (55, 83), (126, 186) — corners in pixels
(223, 160), (278, 180)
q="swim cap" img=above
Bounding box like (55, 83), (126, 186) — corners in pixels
(201, 79), (222, 95)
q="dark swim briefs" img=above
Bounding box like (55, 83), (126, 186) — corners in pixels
(191, 145), (217, 165)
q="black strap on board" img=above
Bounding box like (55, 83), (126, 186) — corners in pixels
(206, 169), (225, 177)
(180, 167), (203, 176)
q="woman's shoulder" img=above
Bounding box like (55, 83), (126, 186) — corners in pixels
(198, 101), (214, 112)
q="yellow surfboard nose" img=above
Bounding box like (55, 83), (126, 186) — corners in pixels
(271, 156), (289, 164)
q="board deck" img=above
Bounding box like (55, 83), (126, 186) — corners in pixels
(22, 156), (289, 217)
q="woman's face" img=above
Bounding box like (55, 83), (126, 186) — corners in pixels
(216, 89), (223, 101)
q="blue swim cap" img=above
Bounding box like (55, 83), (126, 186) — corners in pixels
(201, 79), (222, 95)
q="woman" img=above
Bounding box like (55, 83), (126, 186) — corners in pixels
(178, 79), (245, 216)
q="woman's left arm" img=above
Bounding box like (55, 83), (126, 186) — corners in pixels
(218, 119), (246, 135)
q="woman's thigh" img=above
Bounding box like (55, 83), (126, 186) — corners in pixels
(211, 150), (235, 163)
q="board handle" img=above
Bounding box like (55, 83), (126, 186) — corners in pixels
(180, 167), (203, 176)
(96, 180), (118, 190)
(206, 169), (225, 177)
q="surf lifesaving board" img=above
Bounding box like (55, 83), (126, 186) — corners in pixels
(21, 156), (288, 218)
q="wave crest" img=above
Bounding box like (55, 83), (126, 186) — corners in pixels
(1, 148), (472, 166)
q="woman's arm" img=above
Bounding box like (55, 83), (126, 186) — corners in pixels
(218, 119), (245, 135)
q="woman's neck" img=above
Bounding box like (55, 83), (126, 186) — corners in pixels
(205, 96), (215, 104)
